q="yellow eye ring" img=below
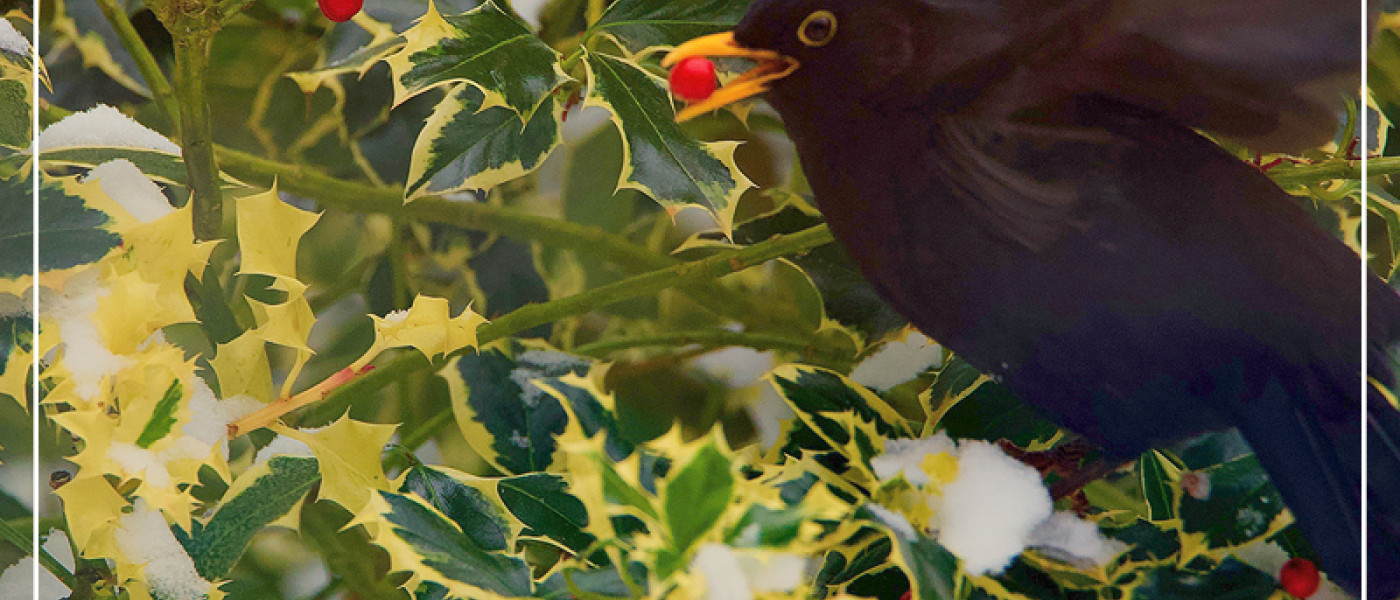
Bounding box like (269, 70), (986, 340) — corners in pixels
(798, 10), (837, 47)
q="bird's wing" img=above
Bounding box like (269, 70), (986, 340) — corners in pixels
(975, 0), (1363, 151)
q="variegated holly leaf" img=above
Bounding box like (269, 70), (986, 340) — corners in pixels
(179, 456), (321, 579)
(364, 490), (535, 599)
(588, 0), (750, 53)
(384, 1), (567, 120)
(583, 50), (750, 235)
(442, 342), (628, 475)
(11, 174), (121, 278)
(405, 83), (562, 200)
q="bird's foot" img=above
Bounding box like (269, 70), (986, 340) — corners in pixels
(997, 438), (1105, 516)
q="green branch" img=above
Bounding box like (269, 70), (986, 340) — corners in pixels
(214, 146), (820, 336)
(298, 224), (837, 426)
(1267, 157), (1400, 187)
(95, 0), (180, 134)
(573, 329), (850, 366)
(172, 30), (224, 240)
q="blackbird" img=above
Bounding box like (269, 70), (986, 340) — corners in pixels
(664, 0), (1400, 595)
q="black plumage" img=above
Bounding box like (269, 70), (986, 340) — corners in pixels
(666, 0), (1400, 595)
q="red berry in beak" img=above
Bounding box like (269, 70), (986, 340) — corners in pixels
(668, 56), (717, 102)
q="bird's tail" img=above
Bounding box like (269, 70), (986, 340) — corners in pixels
(1231, 375), (1367, 595)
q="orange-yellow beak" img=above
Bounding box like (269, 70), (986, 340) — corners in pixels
(662, 32), (800, 122)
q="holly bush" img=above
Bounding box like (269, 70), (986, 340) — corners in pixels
(2, 1), (1395, 599)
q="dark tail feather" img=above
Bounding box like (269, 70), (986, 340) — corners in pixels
(1368, 391), (1400, 598)
(1233, 378), (1361, 594)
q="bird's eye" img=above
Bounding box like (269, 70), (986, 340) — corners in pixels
(798, 10), (837, 47)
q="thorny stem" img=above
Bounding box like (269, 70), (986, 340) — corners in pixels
(213, 146), (822, 337)
(95, 0), (180, 134)
(573, 329), (853, 369)
(228, 224), (837, 438)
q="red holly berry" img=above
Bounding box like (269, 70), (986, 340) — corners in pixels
(899, 592), (912, 600)
(668, 56), (717, 102)
(1279, 558), (1320, 598)
(318, 0), (363, 23)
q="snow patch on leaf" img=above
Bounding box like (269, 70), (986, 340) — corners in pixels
(39, 105), (181, 154)
(84, 160), (173, 224)
(113, 501), (213, 600)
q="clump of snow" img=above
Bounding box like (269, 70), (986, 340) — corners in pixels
(746, 385), (794, 449)
(692, 544), (753, 600)
(850, 332), (941, 392)
(932, 441), (1053, 574)
(1027, 511), (1127, 567)
(690, 346), (774, 388)
(85, 160), (173, 224)
(871, 433), (958, 486)
(0, 557), (33, 600)
(181, 379), (260, 450)
(38, 105), (181, 155)
(0, 18), (30, 57)
(42, 273), (130, 401)
(113, 501), (212, 600)
(108, 442), (171, 488)
(690, 544), (806, 600)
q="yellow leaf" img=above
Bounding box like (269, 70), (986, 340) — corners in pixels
(53, 476), (128, 551)
(369, 295), (485, 361)
(94, 270), (195, 354)
(210, 331), (274, 402)
(248, 287), (316, 354)
(124, 204), (218, 284)
(235, 187), (321, 281)
(273, 416), (397, 513)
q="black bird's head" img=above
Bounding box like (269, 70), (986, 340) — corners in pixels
(663, 0), (1011, 121)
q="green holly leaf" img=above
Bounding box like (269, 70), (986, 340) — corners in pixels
(399, 465), (513, 553)
(767, 365), (912, 466)
(180, 456), (321, 580)
(405, 83), (562, 200)
(588, 0), (750, 53)
(385, 1), (567, 119)
(1138, 449), (1183, 522)
(661, 441), (733, 556)
(11, 175), (121, 278)
(498, 473), (599, 559)
(583, 50), (751, 235)
(369, 490), (535, 599)
(1178, 454), (1285, 547)
(443, 343), (625, 475)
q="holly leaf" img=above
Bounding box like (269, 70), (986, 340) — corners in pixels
(405, 83), (562, 200)
(7, 175), (121, 278)
(661, 441), (733, 556)
(236, 186), (322, 282)
(498, 473), (598, 559)
(274, 416), (397, 513)
(181, 456), (321, 579)
(1178, 454), (1286, 547)
(384, 1), (567, 119)
(399, 465), (513, 553)
(443, 343), (617, 475)
(589, 0), (750, 53)
(362, 490), (535, 599)
(582, 50), (751, 235)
